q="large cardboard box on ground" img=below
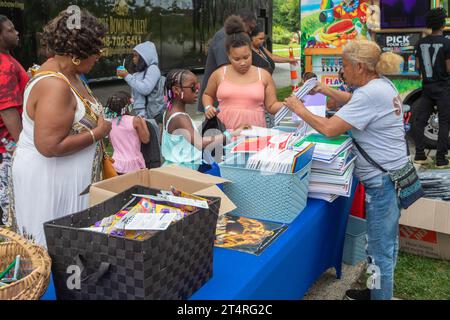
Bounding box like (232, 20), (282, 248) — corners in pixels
(89, 165), (236, 215)
(400, 198), (450, 261)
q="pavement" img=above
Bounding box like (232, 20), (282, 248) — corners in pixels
(303, 262), (366, 300)
(91, 62), (366, 300)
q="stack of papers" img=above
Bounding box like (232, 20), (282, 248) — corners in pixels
(293, 134), (355, 202)
(231, 131), (295, 154)
(293, 134), (353, 163)
(240, 127), (283, 137)
(246, 143), (315, 174)
(227, 126), (314, 174)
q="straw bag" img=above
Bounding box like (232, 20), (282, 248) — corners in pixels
(0, 228), (52, 300)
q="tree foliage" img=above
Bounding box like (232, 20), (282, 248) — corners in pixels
(273, 0), (300, 32)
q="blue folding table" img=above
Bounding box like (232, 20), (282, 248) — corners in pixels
(190, 194), (355, 300)
(41, 190), (355, 301)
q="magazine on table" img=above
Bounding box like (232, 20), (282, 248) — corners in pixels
(215, 214), (288, 256)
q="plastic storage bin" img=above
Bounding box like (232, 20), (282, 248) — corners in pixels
(342, 215), (367, 266)
(219, 153), (312, 224)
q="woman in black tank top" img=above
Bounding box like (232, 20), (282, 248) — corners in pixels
(250, 25), (298, 75)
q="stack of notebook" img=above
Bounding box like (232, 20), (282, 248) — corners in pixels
(227, 127), (314, 174)
(293, 134), (355, 202)
(246, 143), (315, 174)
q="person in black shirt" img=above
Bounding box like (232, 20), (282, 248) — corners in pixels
(414, 7), (450, 168)
(250, 25), (298, 75)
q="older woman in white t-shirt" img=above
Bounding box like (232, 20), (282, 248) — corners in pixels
(285, 40), (405, 301)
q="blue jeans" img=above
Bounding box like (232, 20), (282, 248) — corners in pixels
(362, 173), (401, 300)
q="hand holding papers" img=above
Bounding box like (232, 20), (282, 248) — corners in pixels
(274, 77), (318, 126)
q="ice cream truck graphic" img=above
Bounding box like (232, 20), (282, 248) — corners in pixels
(300, 0), (450, 148)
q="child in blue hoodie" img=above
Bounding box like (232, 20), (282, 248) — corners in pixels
(117, 41), (165, 123)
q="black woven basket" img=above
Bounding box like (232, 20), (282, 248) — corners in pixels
(43, 186), (220, 300)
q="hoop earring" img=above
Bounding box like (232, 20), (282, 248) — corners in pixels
(72, 57), (81, 66)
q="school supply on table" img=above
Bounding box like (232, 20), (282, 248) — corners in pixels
(290, 133), (355, 202)
(81, 188), (211, 240)
(215, 214), (288, 256)
(293, 133), (353, 164)
(240, 126), (283, 137)
(246, 143), (315, 174)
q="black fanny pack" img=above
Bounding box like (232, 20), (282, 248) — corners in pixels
(353, 140), (424, 209)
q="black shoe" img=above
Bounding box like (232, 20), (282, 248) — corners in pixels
(345, 289), (371, 300)
(414, 155), (432, 165)
(436, 159), (450, 168)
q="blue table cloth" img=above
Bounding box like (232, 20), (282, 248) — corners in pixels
(41, 191), (355, 301)
(190, 195), (355, 300)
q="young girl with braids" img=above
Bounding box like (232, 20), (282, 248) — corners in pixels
(106, 91), (150, 174)
(162, 69), (248, 171)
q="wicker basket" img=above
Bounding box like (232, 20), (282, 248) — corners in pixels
(0, 228), (52, 300)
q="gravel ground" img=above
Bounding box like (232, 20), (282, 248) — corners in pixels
(303, 262), (366, 300)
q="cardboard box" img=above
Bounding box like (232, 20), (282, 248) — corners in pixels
(89, 165), (236, 215)
(399, 198), (450, 261)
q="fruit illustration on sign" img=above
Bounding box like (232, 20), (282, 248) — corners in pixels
(316, 19), (357, 48)
(306, 1), (370, 49)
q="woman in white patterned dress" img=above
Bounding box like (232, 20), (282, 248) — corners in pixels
(11, 10), (111, 246)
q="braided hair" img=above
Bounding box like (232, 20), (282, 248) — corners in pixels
(426, 7), (447, 31)
(164, 69), (191, 111)
(105, 91), (132, 125)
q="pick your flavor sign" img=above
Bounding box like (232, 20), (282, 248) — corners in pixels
(375, 32), (421, 76)
(301, 0), (371, 49)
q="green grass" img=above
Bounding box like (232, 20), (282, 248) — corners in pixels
(272, 43), (301, 58)
(276, 86), (294, 101)
(272, 43), (300, 50)
(394, 252), (450, 300)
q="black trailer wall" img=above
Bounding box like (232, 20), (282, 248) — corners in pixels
(0, 0), (272, 82)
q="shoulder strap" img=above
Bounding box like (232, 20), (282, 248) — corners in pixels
(223, 66), (227, 81)
(352, 139), (387, 173)
(33, 71), (95, 115)
(165, 112), (189, 131)
(258, 67), (262, 81)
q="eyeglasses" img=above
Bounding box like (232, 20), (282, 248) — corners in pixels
(180, 83), (200, 93)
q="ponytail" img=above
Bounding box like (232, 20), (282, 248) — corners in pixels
(376, 52), (403, 75)
(343, 40), (403, 75)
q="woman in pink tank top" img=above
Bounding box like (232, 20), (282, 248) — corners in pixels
(106, 92), (150, 174)
(202, 16), (284, 130)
